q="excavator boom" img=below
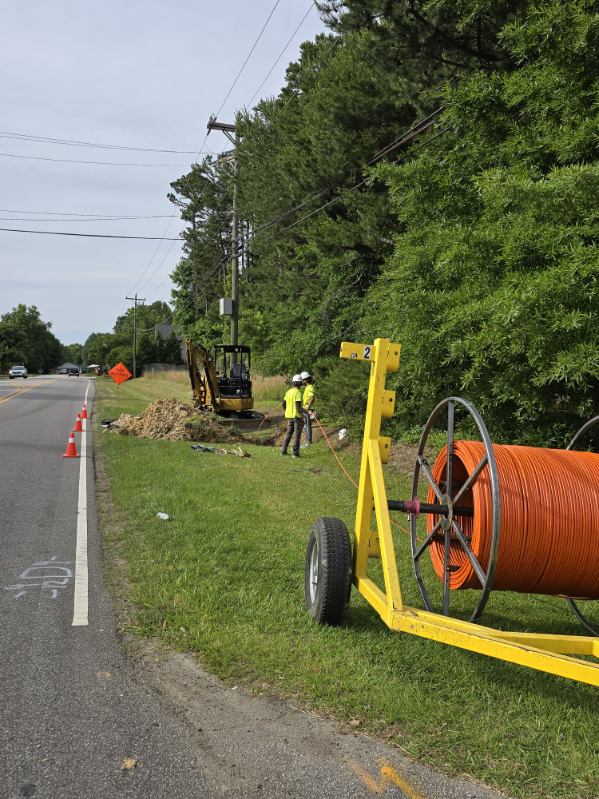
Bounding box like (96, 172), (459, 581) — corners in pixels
(186, 339), (254, 415)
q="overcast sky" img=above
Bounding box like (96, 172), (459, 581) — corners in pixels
(0, 1), (326, 345)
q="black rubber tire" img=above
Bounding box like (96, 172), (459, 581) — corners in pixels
(304, 517), (352, 625)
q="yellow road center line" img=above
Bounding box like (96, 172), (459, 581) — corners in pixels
(0, 383), (41, 405)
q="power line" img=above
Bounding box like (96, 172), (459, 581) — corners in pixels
(249, 113), (445, 238)
(137, 239), (179, 294)
(128, 0), (293, 298)
(0, 215), (173, 223)
(214, 0), (282, 119)
(247, 2), (315, 107)
(0, 129), (201, 155)
(190, 112), (449, 299)
(0, 152), (188, 167)
(0, 207), (173, 218)
(0, 227), (181, 241)
(127, 134), (234, 295)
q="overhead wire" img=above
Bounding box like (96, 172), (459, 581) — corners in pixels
(0, 227), (180, 240)
(129, 0), (285, 299)
(187, 112), (448, 302)
(0, 208), (173, 218)
(0, 129), (202, 155)
(214, 0), (282, 119)
(0, 151), (189, 167)
(0, 215), (173, 223)
(247, 2), (316, 107)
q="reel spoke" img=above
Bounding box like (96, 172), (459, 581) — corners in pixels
(446, 400), (455, 499)
(443, 528), (451, 615)
(417, 455), (444, 503)
(452, 519), (486, 586)
(453, 454), (488, 506)
(414, 520), (442, 561)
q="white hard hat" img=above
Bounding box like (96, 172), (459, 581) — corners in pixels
(300, 371), (311, 380)
(292, 374), (303, 384)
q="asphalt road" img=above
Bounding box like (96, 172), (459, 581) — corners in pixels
(0, 376), (505, 799)
(0, 377), (211, 798)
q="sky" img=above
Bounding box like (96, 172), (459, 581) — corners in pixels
(0, 1), (326, 345)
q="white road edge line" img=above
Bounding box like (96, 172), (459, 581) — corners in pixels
(72, 380), (91, 626)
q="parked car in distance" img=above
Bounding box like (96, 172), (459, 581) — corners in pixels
(58, 367), (68, 374)
(8, 365), (28, 379)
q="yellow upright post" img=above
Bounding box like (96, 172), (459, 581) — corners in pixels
(340, 339), (401, 626)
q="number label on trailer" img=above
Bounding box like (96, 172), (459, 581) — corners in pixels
(339, 341), (375, 362)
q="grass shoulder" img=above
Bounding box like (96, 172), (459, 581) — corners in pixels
(94, 375), (599, 799)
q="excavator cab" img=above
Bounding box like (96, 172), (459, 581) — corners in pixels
(213, 345), (252, 404)
(186, 340), (254, 415)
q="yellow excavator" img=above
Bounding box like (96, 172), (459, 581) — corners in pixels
(186, 340), (255, 416)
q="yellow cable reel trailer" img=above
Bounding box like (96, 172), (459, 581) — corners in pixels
(186, 340), (254, 416)
(304, 338), (599, 687)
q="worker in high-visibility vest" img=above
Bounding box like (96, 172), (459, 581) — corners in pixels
(300, 370), (315, 448)
(280, 374), (304, 458)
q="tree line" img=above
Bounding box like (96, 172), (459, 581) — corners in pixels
(168, 0), (598, 444)
(82, 301), (183, 374)
(0, 302), (183, 375)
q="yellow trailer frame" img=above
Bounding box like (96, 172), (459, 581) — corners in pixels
(341, 337), (599, 687)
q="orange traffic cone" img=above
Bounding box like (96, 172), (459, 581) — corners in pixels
(72, 414), (83, 432)
(81, 403), (88, 419)
(63, 432), (79, 458)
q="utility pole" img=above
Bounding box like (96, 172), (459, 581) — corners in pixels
(125, 293), (145, 378)
(207, 116), (240, 346)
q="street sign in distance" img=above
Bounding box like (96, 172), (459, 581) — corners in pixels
(108, 362), (133, 385)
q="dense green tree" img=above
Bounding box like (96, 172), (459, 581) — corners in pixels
(0, 305), (62, 372)
(83, 301), (183, 374)
(168, 0), (598, 442)
(61, 343), (83, 364)
(168, 160), (233, 343)
(83, 332), (116, 367)
(363, 0), (599, 443)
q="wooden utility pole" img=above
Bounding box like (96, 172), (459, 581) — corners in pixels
(125, 293), (146, 378)
(207, 116), (240, 346)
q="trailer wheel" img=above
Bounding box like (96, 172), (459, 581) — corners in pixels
(305, 517), (352, 625)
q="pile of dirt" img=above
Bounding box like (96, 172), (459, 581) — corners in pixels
(111, 399), (241, 442)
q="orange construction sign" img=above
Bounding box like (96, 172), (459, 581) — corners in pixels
(108, 362), (133, 385)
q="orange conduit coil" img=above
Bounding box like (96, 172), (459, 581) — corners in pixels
(427, 442), (599, 597)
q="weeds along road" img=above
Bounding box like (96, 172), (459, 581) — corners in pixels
(0, 376), (506, 799)
(0, 377), (211, 798)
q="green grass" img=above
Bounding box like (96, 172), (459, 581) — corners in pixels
(96, 377), (599, 799)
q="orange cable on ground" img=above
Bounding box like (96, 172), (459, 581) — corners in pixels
(314, 417), (358, 488)
(427, 442), (599, 597)
(313, 418), (411, 536)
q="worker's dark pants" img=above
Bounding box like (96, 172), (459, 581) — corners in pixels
(281, 417), (304, 456)
(302, 410), (312, 444)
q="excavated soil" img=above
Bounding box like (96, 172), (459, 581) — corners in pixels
(111, 399), (239, 442)
(110, 399), (279, 444)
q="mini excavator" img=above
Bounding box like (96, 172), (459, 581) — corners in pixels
(186, 340), (255, 417)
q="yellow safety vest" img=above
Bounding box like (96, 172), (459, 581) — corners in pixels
(284, 387), (302, 419)
(303, 383), (314, 409)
